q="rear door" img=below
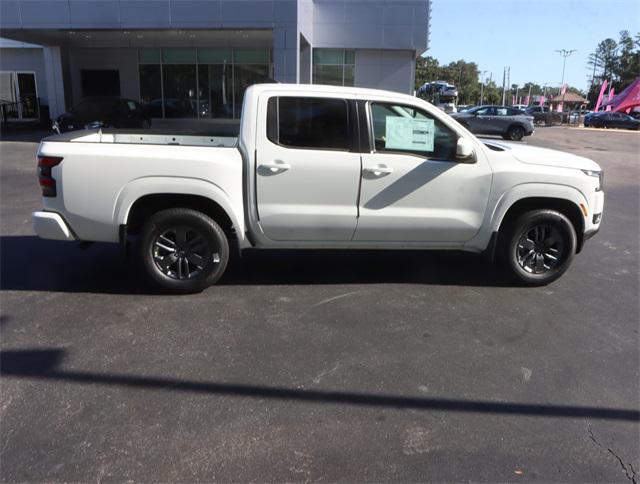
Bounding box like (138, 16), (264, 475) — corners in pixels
(494, 106), (513, 133)
(255, 94), (361, 241)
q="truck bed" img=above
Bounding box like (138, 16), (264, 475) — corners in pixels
(38, 129), (245, 244)
(46, 129), (238, 148)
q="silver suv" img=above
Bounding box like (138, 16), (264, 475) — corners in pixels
(451, 105), (535, 141)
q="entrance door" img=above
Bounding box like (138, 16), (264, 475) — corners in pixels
(0, 72), (39, 120)
(354, 101), (492, 243)
(256, 95), (361, 241)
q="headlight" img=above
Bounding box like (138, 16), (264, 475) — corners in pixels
(582, 169), (604, 192)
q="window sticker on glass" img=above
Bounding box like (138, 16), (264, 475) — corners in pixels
(385, 116), (434, 152)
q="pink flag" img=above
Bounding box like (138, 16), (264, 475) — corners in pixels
(560, 83), (568, 96)
(606, 78), (640, 113)
(523, 95), (530, 106)
(595, 80), (608, 112)
(511, 95), (516, 105)
(605, 88), (615, 111)
(539, 96), (545, 106)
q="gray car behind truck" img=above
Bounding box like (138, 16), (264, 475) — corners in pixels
(451, 105), (535, 141)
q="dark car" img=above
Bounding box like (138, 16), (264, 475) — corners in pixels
(583, 111), (605, 127)
(451, 105), (534, 141)
(53, 97), (151, 133)
(525, 105), (564, 125)
(586, 111), (640, 130)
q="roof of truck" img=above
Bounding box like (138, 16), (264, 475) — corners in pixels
(248, 83), (418, 103)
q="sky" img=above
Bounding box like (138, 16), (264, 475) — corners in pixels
(430, 0), (640, 91)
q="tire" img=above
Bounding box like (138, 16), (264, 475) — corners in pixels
(504, 125), (525, 141)
(499, 209), (577, 286)
(137, 208), (229, 293)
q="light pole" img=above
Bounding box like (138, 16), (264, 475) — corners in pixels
(555, 49), (576, 88)
(479, 70), (487, 105)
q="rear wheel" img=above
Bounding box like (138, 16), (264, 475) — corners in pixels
(137, 208), (229, 293)
(504, 125), (525, 141)
(500, 209), (577, 285)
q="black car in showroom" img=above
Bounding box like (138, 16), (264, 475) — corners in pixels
(584, 111), (640, 130)
(53, 97), (151, 133)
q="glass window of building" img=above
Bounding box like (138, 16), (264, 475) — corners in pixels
(138, 47), (271, 119)
(312, 49), (355, 87)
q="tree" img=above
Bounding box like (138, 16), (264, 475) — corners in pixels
(585, 31), (640, 106)
(618, 30), (640, 87)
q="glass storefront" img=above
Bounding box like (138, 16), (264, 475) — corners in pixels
(313, 49), (355, 87)
(138, 48), (272, 119)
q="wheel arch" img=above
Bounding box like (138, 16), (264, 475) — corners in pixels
(506, 122), (526, 134)
(115, 177), (247, 249)
(496, 196), (585, 254)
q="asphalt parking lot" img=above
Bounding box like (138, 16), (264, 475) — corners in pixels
(1, 126), (638, 482)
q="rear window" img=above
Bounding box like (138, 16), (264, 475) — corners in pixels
(267, 97), (350, 150)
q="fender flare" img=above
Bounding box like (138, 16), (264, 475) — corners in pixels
(490, 183), (588, 234)
(113, 176), (245, 244)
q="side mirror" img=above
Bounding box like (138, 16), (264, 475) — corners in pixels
(456, 137), (475, 162)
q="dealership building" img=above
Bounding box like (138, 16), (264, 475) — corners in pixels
(0, 0), (430, 123)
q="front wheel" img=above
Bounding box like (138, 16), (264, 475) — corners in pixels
(500, 209), (577, 286)
(137, 208), (229, 293)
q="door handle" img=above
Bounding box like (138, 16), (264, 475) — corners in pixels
(260, 161), (291, 173)
(363, 164), (393, 177)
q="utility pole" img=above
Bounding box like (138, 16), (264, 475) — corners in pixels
(501, 67), (506, 106)
(588, 52), (599, 106)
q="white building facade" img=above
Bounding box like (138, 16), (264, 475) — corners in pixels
(0, 0), (430, 120)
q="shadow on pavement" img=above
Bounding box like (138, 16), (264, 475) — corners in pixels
(0, 235), (510, 294)
(1, 348), (638, 421)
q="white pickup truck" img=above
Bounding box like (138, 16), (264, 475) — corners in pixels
(33, 84), (604, 292)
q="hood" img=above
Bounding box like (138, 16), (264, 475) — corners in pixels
(484, 141), (601, 171)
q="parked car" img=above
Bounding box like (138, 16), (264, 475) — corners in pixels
(525, 105), (563, 125)
(451, 105), (535, 140)
(53, 97), (151, 133)
(586, 111), (640, 130)
(584, 111), (605, 127)
(33, 83), (603, 292)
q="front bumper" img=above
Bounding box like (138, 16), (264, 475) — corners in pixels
(32, 211), (76, 241)
(582, 190), (604, 244)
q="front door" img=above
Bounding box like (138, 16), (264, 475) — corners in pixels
(256, 95), (361, 241)
(354, 101), (492, 243)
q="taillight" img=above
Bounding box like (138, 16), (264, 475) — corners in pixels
(37, 156), (63, 197)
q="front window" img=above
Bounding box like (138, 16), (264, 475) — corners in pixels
(369, 102), (457, 160)
(312, 49), (355, 87)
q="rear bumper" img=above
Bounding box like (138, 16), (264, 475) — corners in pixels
(32, 211), (76, 241)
